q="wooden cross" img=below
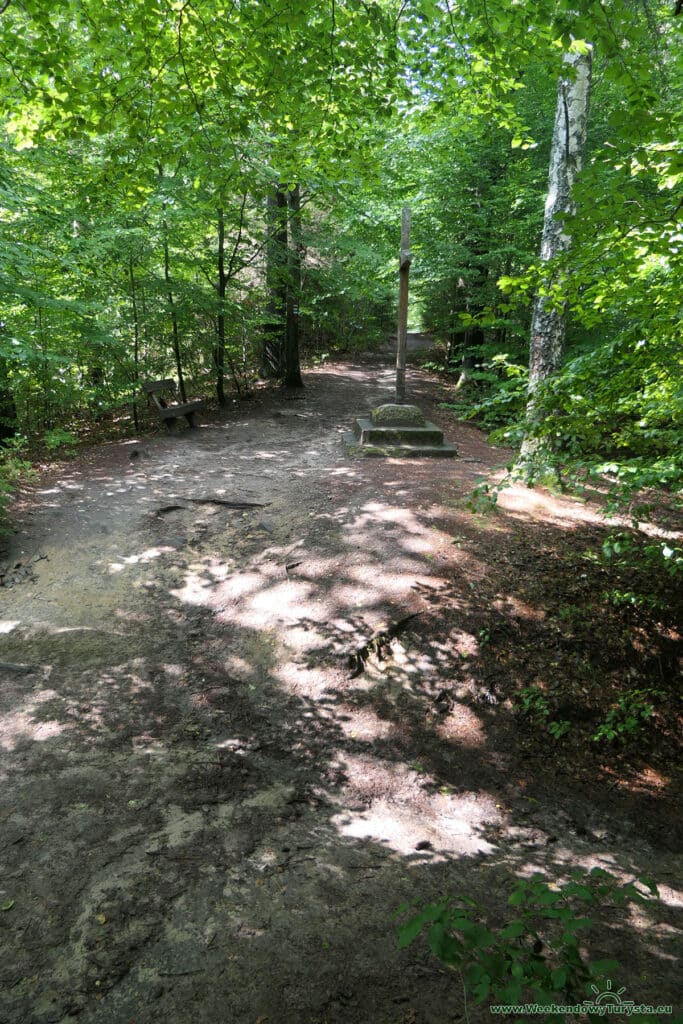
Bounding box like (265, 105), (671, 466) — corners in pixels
(395, 206), (412, 403)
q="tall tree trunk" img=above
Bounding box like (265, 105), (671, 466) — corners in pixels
(261, 185), (288, 379)
(129, 257), (140, 432)
(525, 48), (592, 417)
(283, 185), (304, 388)
(215, 197), (248, 403)
(36, 306), (50, 427)
(140, 282), (150, 362)
(0, 356), (17, 442)
(215, 206), (227, 406)
(159, 165), (186, 402)
(162, 221), (186, 403)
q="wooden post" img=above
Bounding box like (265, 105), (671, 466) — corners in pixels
(396, 206), (412, 403)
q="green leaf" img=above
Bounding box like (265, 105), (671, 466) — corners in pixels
(501, 920), (526, 939)
(551, 966), (568, 989)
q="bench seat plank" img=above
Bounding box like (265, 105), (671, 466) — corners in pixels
(142, 379), (203, 430)
(157, 400), (203, 420)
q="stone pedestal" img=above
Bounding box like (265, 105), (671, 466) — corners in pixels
(346, 404), (457, 457)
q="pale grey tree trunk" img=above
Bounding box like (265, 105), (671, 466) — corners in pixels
(523, 47), (592, 456)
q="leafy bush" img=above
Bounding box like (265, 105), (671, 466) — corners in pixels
(0, 437), (33, 533)
(520, 335), (683, 519)
(592, 689), (664, 745)
(398, 869), (659, 1019)
(43, 427), (79, 452)
(442, 353), (529, 433)
(514, 685), (572, 741)
(602, 529), (683, 581)
(450, 332), (682, 555)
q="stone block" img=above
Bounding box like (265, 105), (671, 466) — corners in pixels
(371, 404), (426, 427)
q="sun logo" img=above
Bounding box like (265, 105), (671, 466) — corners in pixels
(588, 979), (632, 1006)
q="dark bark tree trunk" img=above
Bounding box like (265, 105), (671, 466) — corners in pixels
(215, 197), (248, 403)
(455, 325), (485, 389)
(159, 165), (186, 402)
(283, 185), (304, 389)
(0, 355), (17, 442)
(261, 185), (288, 379)
(215, 206), (227, 407)
(36, 306), (50, 428)
(129, 257), (140, 432)
(162, 221), (186, 403)
(446, 268), (487, 388)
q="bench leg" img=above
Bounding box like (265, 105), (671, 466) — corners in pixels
(164, 416), (178, 432)
(185, 412), (196, 429)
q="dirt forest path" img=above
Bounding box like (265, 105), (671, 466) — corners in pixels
(1, 358), (680, 1024)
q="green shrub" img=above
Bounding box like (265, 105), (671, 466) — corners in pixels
(397, 869), (659, 1020)
(0, 436), (34, 533)
(43, 427), (79, 452)
(514, 686), (572, 742)
(442, 353), (529, 433)
(592, 689), (664, 745)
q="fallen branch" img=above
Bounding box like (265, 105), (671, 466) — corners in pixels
(152, 504), (186, 515)
(186, 498), (269, 508)
(348, 612), (422, 678)
(0, 662), (39, 675)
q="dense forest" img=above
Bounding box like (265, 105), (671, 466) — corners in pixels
(0, 0), (680, 547)
(1, 4), (682, 1022)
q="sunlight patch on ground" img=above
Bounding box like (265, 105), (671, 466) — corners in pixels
(108, 546), (176, 573)
(277, 662), (340, 699)
(512, 853), (683, 911)
(249, 580), (315, 615)
(449, 629), (480, 657)
(600, 765), (672, 796)
(325, 582), (390, 612)
(170, 555), (424, 647)
(326, 467), (361, 478)
(171, 569), (261, 608)
(495, 478), (682, 541)
(497, 484), (603, 527)
(512, 849), (620, 880)
(492, 594), (545, 621)
(0, 620), (21, 633)
(335, 706), (397, 742)
(330, 751), (502, 859)
(435, 702), (485, 746)
(333, 793), (498, 860)
(0, 689), (68, 751)
(279, 624), (332, 654)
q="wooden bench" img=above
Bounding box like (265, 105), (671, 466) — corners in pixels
(142, 379), (203, 430)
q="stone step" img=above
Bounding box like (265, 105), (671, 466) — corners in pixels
(343, 432), (458, 458)
(345, 404), (458, 458)
(354, 417), (445, 446)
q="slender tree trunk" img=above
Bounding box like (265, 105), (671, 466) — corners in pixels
(140, 283), (149, 362)
(129, 257), (140, 432)
(215, 206), (227, 406)
(396, 206), (412, 402)
(36, 306), (50, 428)
(261, 185), (288, 379)
(283, 185), (304, 388)
(525, 48), (592, 417)
(162, 220), (186, 402)
(158, 165), (186, 402)
(215, 197), (247, 403)
(0, 356), (17, 442)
